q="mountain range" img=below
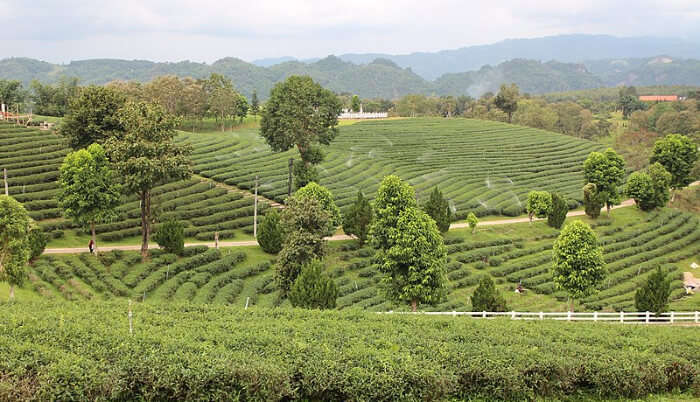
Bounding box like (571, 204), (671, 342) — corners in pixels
(1, 35), (699, 99)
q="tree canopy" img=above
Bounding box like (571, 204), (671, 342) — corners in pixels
(259, 76), (342, 189)
(526, 191), (551, 222)
(343, 191), (373, 245)
(494, 83), (519, 123)
(377, 206), (448, 312)
(58, 143), (122, 253)
(471, 276), (508, 312)
(583, 148), (626, 215)
(650, 134), (698, 191)
(105, 101), (192, 257)
(552, 220), (606, 306)
(59, 85), (127, 149)
(293, 182), (342, 234)
(370, 175), (417, 250)
(422, 186), (452, 233)
(0, 196), (31, 300)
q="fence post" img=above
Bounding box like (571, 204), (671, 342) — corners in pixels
(594, 311), (597, 322)
(539, 311), (543, 320)
(245, 297), (250, 310)
(620, 311), (624, 323)
(695, 311), (698, 324)
(128, 299), (133, 335)
(482, 311), (486, 318)
(645, 311), (650, 324)
(670, 311), (674, 324)
(511, 311), (516, 320)
(452, 311), (456, 317)
(567, 311), (571, 321)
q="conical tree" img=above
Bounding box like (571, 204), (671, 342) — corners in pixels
(289, 259), (338, 309)
(634, 267), (671, 316)
(422, 186), (451, 233)
(547, 192), (568, 229)
(343, 190), (373, 245)
(258, 209), (283, 254)
(470, 275), (508, 312)
(0, 195), (31, 300)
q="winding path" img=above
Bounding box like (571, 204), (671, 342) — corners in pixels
(43, 181), (698, 254)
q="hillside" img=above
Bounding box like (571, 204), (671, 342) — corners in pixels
(0, 122), (266, 245)
(3, 53), (700, 99)
(182, 118), (603, 218)
(337, 34), (700, 80)
(13, 207), (699, 313)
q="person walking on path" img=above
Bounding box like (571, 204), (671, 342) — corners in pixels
(88, 239), (95, 255)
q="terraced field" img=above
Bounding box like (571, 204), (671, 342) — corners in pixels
(181, 118), (604, 217)
(0, 122), (265, 244)
(19, 208), (700, 312)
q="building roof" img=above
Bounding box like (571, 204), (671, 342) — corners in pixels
(639, 95), (679, 102)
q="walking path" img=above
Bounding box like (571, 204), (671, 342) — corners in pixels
(43, 181), (699, 254)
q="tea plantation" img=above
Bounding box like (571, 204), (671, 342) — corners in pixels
(182, 118), (603, 217)
(17, 207), (699, 312)
(1, 301), (698, 400)
(0, 122), (267, 244)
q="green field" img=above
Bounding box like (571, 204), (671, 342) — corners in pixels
(12, 207), (698, 312)
(1, 301), (698, 400)
(0, 121), (267, 245)
(181, 118), (604, 218)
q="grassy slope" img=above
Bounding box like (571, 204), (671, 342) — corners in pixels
(10, 207), (699, 312)
(181, 118), (604, 218)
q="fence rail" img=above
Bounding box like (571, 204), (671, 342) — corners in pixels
(381, 311), (700, 324)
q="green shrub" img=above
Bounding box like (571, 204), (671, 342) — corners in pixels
(289, 259), (338, 309)
(547, 192), (568, 229)
(27, 227), (48, 261)
(467, 212), (478, 233)
(634, 267), (672, 316)
(422, 186), (451, 233)
(258, 210), (283, 254)
(153, 219), (185, 256)
(470, 276), (508, 312)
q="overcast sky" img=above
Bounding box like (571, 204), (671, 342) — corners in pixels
(1, 0), (699, 64)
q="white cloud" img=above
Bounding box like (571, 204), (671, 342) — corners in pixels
(0, 0), (698, 62)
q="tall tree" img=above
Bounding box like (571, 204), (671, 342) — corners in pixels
(634, 267), (671, 316)
(350, 95), (361, 112)
(0, 80), (26, 106)
(209, 87), (239, 131)
(59, 85), (127, 149)
(583, 148), (626, 215)
(105, 101), (192, 257)
(494, 83), (519, 123)
(343, 190), (373, 245)
(250, 90), (259, 115)
(260, 76), (342, 189)
(58, 144), (122, 253)
(552, 221), (606, 311)
(377, 206), (448, 312)
(277, 196), (330, 294)
(422, 186), (451, 233)
(370, 175), (417, 250)
(0, 196), (31, 300)
(650, 134), (698, 197)
(547, 192), (568, 229)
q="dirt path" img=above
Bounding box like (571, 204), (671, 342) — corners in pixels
(43, 181), (699, 254)
(192, 173), (284, 209)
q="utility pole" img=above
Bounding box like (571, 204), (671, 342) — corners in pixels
(287, 158), (293, 198)
(253, 175), (258, 238)
(3, 168), (8, 196)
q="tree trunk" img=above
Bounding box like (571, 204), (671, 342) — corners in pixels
(91, 222), (97, 255)
(221, 112), (225, 132)
(606, 203), (611, 216)
(670, 189), (676, 203)
(508, 112), (512, 124)
(140, 191), (151, 258)
(9, 284), (14, 300)
(411, 299), (417, 312)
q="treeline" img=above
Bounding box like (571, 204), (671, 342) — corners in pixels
(0, 75), (256, 131)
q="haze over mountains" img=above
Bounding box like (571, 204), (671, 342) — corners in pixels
(2, 34), (699, 99)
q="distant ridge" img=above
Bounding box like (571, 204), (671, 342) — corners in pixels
(1, 35), (699, 99)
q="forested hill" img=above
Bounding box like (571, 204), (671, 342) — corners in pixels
(2, 54), (700, 99)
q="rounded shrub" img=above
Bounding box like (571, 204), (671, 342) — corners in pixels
(153, 219), (185, 256)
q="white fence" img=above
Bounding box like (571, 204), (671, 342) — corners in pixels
(381, 311), (700, 324)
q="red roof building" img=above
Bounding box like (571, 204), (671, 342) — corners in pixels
(639, 95), (679, 102)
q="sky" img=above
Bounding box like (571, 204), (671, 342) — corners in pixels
(0, 0), (699, 64)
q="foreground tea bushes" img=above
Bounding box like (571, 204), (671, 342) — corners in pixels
(1, 301), (698, 400)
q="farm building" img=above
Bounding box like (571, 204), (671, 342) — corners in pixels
(638, 95), (682, 102)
